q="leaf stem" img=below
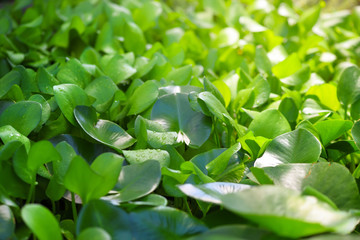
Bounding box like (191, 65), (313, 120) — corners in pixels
(183, 197), (192, 216)
(26, 183), (35, 204)
(71, 192), (78, 225)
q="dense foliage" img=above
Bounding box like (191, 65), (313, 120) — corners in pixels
(2, 0), (360, 239)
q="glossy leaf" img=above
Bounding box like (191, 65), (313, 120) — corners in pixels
(221, 185), (359, 238)
(179, 182), (251, 204)
(151, 92), (212, 148)
(260, 162), (360, 210)
(255, 129), (321, 168)
(109, 160), (161, 203)
(74, 105), (136, 151)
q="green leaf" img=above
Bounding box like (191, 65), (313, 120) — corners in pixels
(85, 76), (118, 113)
(299, 4), (321, 33)
(133, 1), (162, 31)
(63, 156), (102, 203)
(255, 46), (272, 75)
(21, 204), (62, 240)
(220, 185), (359, 238)
(124, 21), (146, 55)
(36, 67), (60, 95)
(314, 120), (353, 146)
(307, 84), (340, 111)
(128, 80), (159, 115)
(109, 160), (161, 203)
(352, 120), (360, 150)
(337, 66), (360, 107)
(126, 194), (168, 207)
(178, 182), (251, 204)
(130, 207), (208, 239)
(27, 140), (61, 175)
(78, 227), (111, 240)
(279, 97), (298, 123)
(255, 129), (321, 168)
(74, 105), (136, 151)
(63, 153), (123, 203)
(0, 101), (42, 136)
(166, 65), (192, 85)
(203, 77), (226, 107)
(57, 59), (91, 88)
(54, 84), (91, 126)
(260, 162), (360, 210)
(151, 92), (212, 148)
(206, 142), (241, 177)
(248, 109), (291, 139)
(123, 149), (170, 167)
(0, 125), (30, 152)
(0, 69), (21, 98)
(0, 205), (15, 240)
(272, 53), (302, 79)
(28, 94), (51, 128)
(76, 200), (132, 239)
(101, 54), (136, 84)
(188, 224), (272, 240)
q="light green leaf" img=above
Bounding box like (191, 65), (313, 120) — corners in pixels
(21, 204), (62, 240)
